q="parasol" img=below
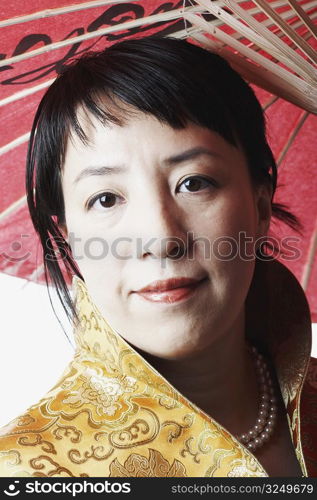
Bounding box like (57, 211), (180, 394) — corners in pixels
(0, 0), (316, 320)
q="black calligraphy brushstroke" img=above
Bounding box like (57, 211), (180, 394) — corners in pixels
(0, 1), (187, 86)
(87, 4), (145, 33)
(95, 2), (184, 41)
(12, 34), (52, 56)
(0, 54), (12, 72)
(1, 29), (98, 85)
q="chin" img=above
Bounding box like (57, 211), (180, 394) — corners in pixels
(145, 342), (204, 361)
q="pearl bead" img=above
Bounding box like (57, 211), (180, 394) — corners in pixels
(263, 425), (272, 434)
(256, 417), (266, 426)
(237, 344), (277, 452)
(247, 442), (256, 451)
(259, 409), (268, 418)
(254, 437), (263, 447)
(260, 431), (270, 441)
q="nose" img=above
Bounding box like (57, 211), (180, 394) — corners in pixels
(134, 196), (189, 260)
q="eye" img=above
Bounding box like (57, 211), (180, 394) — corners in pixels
(177, 175), (216, 193)
(87, 192), (121, 211)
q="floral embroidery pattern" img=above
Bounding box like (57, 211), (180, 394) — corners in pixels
(0, 273), (313, 477)
(109, 448), (187, 477)
(228, 456), (267, 477)
(62, 368), (137, 417)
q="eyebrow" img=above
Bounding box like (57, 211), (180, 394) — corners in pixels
(73, 146), (221, 185)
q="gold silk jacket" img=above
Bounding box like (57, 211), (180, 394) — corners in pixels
(0, 258), (316, 477)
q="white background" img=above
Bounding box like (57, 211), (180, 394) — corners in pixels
(0, 272), (316, 428)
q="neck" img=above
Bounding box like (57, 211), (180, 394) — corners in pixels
(136, 310), (259, 438)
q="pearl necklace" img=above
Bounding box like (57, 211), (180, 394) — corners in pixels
(236, 345), (278, 452)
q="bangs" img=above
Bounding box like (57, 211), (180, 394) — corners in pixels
(26, 36), (301, 329)
(38, 37), (240, 164)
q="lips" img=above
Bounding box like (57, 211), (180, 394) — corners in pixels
(136, 276), (204, 294)
(133, 276), (208, 305)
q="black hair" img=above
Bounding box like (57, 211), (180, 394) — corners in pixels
(25, 35), (302, 330)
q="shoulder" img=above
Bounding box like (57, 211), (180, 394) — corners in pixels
(0, 407), (59, 477)
(0, 358), (139, 477)
(300, 356), (317, 477)
(302, 356), (317, 394)
(0, 359), (89, 477)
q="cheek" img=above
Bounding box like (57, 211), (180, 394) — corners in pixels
(219, 187), (257, 232)
(65, 219), (123, 298)
(194, 190), (257, 258)
(194, 190), (257, 302)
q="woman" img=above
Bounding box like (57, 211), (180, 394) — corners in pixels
(0, 36), (316, 477)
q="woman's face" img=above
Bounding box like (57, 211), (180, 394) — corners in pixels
(61, 109), (271, 359)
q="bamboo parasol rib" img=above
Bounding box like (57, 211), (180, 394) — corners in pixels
(2, 2), (315, 108)
(195, 0), (316, 75)
(286, 0), (317, 37)
(0, 0), (316, 309)
(1, 1), (316, 159)
(183, 0), (317, 113)
(0, 0), (134, 28)
(0, 1), (315, 114)
(252, 0), (317, 61)
(185, 18), (317, 112)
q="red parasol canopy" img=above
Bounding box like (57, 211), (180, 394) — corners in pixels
(0, 0), (316, 320)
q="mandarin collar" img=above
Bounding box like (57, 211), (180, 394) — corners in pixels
(72, 258), (312, 401)
(71, 257), (312, 476)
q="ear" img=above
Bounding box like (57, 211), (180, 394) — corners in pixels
(255, 182), (273, 240)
